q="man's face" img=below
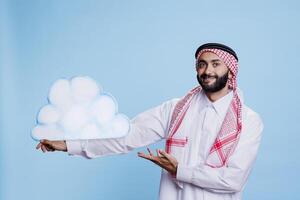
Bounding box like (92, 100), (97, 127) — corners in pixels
(196, 52), (232, 93)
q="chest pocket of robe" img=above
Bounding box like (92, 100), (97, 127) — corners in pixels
(166, 136), (188, 162)
(166, 107), (193, 163)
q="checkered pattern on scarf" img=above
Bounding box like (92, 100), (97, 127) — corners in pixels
(165, 49), (242, 168)
(197, 48), (239, 90)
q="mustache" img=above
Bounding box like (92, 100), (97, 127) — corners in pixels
(200, 74), (218, 79)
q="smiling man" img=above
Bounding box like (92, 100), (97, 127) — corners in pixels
(37, 43), (263, 200)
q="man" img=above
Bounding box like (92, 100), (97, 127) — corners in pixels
(37, 43), (263, 200)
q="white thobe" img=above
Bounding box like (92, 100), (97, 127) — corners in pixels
(66, 89), (263, 200)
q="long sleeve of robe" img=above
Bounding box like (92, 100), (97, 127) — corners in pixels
(66, 89), (263, 200)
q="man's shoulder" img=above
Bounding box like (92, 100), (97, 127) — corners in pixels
(163, 98), (181, 105)
(242, 104), (264, 133)
(243, 105), (262, 120)
(158, 98), (180, 111)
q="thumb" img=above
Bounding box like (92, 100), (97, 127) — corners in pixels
(42, 139), (59, 150)
(41, 139), (53, 146)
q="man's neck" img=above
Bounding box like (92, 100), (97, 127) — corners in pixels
(204, 86), (230, 102)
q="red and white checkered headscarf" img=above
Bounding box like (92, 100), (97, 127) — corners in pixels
(197, 48), (239, 90)
(165, 48), (243, 168)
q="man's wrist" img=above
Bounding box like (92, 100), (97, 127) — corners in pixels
(63, 140), (67, 152)
(176, 164), (193, 183)
(174, 164), (178, 176)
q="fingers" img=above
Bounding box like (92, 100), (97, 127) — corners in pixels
(137, 152), (153, 160)
(40, 144), (55, 153)
(147, 148), (153, 156)
(138, 148), (163, 159)
(156, 149), (162, 157)
(137, 148), (164, 163)
(42, 140), (56, 151)
(138, 148), (155, 159)
(36, 140), (55, 153)
(137, 148), (178, 175)
(158, 149), (171, 159)
(41, 144), (47, 153)
(44, 144), (55, 151)
(41, 139), (52, 146)
(138, 148), (171, 166)
(36, 142), (42, 150)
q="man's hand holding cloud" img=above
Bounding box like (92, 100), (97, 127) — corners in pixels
(36, 140), (67, 153)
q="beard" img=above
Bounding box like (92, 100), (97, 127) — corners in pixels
(197, 71), (229, 93)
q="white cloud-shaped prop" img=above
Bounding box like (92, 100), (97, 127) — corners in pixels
(32, 76), (130, 141)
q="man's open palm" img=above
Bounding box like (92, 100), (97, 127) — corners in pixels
(138, 148), (178, 176)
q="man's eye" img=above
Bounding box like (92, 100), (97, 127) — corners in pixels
(213, 63), (220, 67)
(197, 63), (206, 68)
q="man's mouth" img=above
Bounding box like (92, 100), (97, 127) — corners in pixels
(202, 76), (216, 84)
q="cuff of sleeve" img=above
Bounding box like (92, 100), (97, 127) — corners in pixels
(176, 163), (193, 183)
(66, 140), (84, 156)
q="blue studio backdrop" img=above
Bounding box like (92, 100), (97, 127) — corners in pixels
(1, 0), (299, 200)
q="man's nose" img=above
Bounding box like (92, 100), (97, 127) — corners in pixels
(203, 63), (214, 74)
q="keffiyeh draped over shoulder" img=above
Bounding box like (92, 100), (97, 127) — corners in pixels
(166, 43), (243, 168)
